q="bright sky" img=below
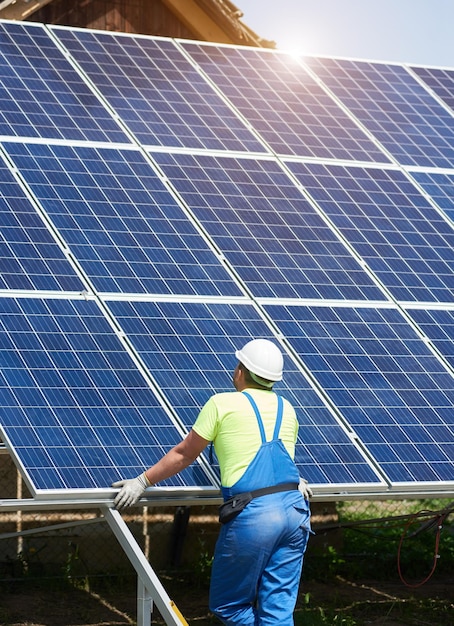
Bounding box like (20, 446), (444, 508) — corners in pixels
(236, 0), (454, 68)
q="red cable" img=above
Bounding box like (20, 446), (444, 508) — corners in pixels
(397, 510), (447, 588)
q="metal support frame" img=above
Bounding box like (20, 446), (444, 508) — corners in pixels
(2, 486), (454, 623)
(104, 507), (188, 626)
(0, 498), (192, 626)
(138, 578), (153, 626)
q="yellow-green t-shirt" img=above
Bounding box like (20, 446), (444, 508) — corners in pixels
(193, 388), (298, 488)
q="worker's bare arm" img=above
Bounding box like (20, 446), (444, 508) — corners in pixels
(144, 429), (210, 485)
(111, 430), (210, 509)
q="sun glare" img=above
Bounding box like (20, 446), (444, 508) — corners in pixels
(286, 46), (305, 59)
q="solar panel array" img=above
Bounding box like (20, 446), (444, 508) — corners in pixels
(0, 19), (453, 499)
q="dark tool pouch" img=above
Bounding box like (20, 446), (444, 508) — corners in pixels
(218, 482), (298, 524)
(219, 491), (254, 524)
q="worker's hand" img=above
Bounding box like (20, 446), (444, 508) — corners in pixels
(298, 477), (313, 501)
(112, 473), (150, 510)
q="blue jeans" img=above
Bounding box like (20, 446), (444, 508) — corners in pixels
(209, 490), (311, 625)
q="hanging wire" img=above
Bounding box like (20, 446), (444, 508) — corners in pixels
(315, 500), (454, 588)
(397, 504), (453, 588)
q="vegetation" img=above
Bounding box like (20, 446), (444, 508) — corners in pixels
(1, 499), (452, 625)
(296, 498), (454, 625)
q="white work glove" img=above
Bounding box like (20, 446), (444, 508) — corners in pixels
(298, 477), (313, 501)
(112, 472), (151, 510)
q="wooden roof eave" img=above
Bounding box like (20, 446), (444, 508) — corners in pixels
(162, 0), (271, 47)
(0, 0), (275, 49)
(161, 0), (238, 44)
(0, 0), (54, 21)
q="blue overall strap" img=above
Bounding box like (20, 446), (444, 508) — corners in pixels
(242, 391), (266, 443)
(273, 395), (284, 440)
(242, 392), (283, 443)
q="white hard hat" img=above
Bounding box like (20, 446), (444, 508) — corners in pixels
(235, 338), (283, 382)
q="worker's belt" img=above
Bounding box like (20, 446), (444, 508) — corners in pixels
(218, 482), (298, 524)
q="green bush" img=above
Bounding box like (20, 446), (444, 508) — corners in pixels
(305, 499), (454, 583)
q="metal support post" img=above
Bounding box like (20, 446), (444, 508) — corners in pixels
(104, 507), (188, 626)
(138, 578), (152, 626)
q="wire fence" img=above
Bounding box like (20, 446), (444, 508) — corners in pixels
(1, 453), (453, 590)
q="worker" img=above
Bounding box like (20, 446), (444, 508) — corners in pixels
(112, 338), (312, 625)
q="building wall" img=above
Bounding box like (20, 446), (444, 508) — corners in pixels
(27, 0), (196, 39)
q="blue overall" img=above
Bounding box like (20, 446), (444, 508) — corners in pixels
(209, 392), (311, 625)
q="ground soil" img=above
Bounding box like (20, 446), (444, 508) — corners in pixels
(0, 574), (452, 626)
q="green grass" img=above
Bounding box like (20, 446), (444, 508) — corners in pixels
(291, 498), (454, 625)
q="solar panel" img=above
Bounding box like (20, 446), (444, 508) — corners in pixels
(0, 153), (84, 292)
(409, 170), (454, 224)
(286, 161), (454, 303)
(153, 151), (386, 301)
(406, 307), (454, 370)
(4, 142), (242, 298)
(411, 65), (454, 112)
(0, 21), (453, 498)
(304, 57), (454, 168)
(0, 296), (212, 493)
(265, 303), (454, 484)
(179, 41), (390, 163)
(51, 26), (265, 152)
(0, 21), (128, 143)
(106, 298), (381, 487)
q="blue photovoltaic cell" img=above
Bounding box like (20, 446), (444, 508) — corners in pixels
(0, 22), (128, 143)
(304, 57), (454, 168)
(0, 297), (210, 491)
(1, 21), (454, 496)
(407, 308), (454, 370)
(0, 155), (84, 292)
(4, 142), (241, 298)
(51, 27), (264, 152)
(180, 41), (390, 163)
(411, 65), (454, 112)
(265, 303), (454, 484)
(286, 161), (454, 304)
(409, 170), (454, 224)
(153, 152), (385, 301)
(107, 298), (381, 486)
